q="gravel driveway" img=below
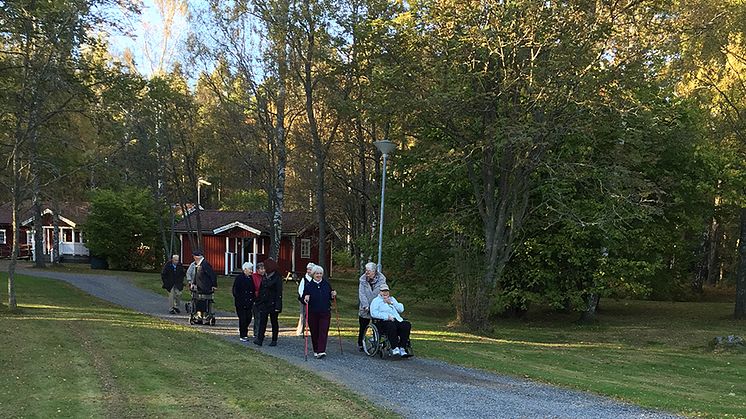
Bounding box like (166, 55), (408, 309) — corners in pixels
(18, 267), (680, 419)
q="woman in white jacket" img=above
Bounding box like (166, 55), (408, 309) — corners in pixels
(296, 262), (315, 335)
(370, 284), (412, 357)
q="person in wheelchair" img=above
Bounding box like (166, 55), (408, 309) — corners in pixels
(369, 284), (412, 357)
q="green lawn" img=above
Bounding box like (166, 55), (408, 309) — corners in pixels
(0, 273), (389, 419)
(29, 263), (746, 417)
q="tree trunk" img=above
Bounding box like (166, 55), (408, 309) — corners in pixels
(32, 188), (45, 268)
(7, 149), (21, 310)
(300, 0), (327, 269)
(52, 205), (60, 264)
(693, 229), (708, 293)
(579, 293), (600, 323)
(269, 41), (287, 261)
(707, 216), (722, 286)
(734, 207), (746, 319)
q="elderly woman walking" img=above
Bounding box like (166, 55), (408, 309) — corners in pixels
(232, 262), (255, 342)
(357, 262), (387, 351)
(302, 265), (337, 359)
(296, 262), (315, 335)
(254, 258), (282, 347)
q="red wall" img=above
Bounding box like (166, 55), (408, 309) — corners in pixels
(0, 224), (29, 258)
(178, 231), (331, 276)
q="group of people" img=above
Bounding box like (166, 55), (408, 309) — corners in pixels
(160, 254), (412, 359)
(231, 257), (283, 346)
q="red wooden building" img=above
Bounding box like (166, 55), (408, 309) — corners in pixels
(0, 202), (90, 261)
(173, 210), (334, 276)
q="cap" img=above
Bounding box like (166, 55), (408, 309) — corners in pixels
(380, 284), (390, 291)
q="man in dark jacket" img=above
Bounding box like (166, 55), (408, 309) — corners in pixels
(254, 258), (282, 347)
(189, 251), (217, 294)
(188, 251), (217, 319)
(161, 255), (186, 314)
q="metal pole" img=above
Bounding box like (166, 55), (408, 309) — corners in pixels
(377, 152), (389, 272)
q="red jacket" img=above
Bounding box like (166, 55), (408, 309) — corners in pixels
(252, 272), (262, 298)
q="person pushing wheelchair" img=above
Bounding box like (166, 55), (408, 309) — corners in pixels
(369, 284), (412, 357)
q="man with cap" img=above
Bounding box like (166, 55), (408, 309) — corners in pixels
(370, 284), (412, 357)
(296, 262), (315, 335)
(188, 250), (217, 319)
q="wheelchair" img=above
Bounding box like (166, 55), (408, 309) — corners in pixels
(361, 320), (413, 358)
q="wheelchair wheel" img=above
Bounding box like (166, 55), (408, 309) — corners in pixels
(209, 317), (216, 326)
(379, 337), (391, 359)
(362, 323), (379, 357)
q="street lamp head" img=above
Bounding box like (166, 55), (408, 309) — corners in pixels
(374, 140), (396, 156)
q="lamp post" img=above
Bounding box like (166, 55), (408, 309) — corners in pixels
(197, 178), (211, 208)
(374, 140), (396, 273)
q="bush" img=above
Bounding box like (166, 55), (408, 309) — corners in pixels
(83, 188), (160, 271)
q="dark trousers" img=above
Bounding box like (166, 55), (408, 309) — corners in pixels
(379, 320), (411, 348)
(252, 305), (260, 337)
(257, 309), (279, 343)
(308, 311), (332, 353)
(236, 304), (253, 338)
(358, 316), (371, 346)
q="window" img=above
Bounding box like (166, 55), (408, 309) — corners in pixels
(26, 231), (34, 245)
(301, 239), (311, 259)
(0, 229), (6, 245)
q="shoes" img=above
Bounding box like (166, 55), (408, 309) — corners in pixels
(391, 347), (400, 356)
(268, 340), (277, 347)
(318, 352), (326, 359)
(397, 347), (406, 357)
(168, 308), (176, 314)
(239, 337), (249, 342)
(174, 308), (181, 314)
(253, 339), (263, 346)
(313, 352), (319, 358)
(358, 345), (364, 352)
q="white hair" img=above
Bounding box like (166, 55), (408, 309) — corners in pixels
(242, 262), (254, 272)
(311, 265), (324, 275)
(306, 262), (316, 270)
(365, 262), (377, 272)
(172, 255), (180, 260)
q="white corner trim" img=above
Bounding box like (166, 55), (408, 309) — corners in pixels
(20, 208), (76, 227)
(212, 221), (261, 235)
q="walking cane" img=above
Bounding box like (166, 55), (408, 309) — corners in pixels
(333, 295), (343, 354)
(304, 302), (309, 361)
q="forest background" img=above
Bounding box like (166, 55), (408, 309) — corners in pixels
(2, 0), (746, 327)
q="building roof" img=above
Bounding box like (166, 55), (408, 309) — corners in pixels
(0, 201), (89, 227)
(172, 210), (315, 236)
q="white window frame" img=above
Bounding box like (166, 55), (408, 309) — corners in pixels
(0, 229), (6, 245)
(301, 239), (311, 259)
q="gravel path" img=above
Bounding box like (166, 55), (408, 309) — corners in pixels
(19, 267), (681, 419)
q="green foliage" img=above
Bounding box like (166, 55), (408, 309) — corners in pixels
(83, 188), (161, 271)
(219, 189), (268, 211)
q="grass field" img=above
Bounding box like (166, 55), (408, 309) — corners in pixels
(0, 273), (389, 418)
(22, 263), (746, 417)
